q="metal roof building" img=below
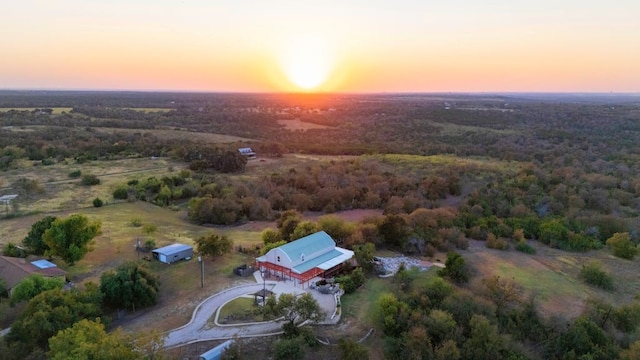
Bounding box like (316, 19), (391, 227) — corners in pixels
(152, 243), (193, 264)
(256, 231), (354, 288)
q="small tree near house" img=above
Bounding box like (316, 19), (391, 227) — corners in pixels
(195, 232), (233, 259)
(43, 214), (101, 266)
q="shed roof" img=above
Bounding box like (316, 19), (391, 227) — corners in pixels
(199, 339), (234, 360)
(152, 243), (193, 256)
(278, 231), (335, 263)
(0, 194), (18, 203)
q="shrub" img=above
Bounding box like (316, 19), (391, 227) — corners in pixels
(68, 169), (82, 178)
(337, 268), (365, 294)
(273, 337), (305, 360)
(580, 262), (614, 291)
(515, 242), (536, 254)
(130, 218), (142, 227)
(613, 303), (640, 333)
(143, 240), (156, 252)
(486, 233), (509, 250)
(606, 232), (638, 260)
(112, 186), (129, 200)
(81, 174), (100, 186)
(142, 223), (157, 235)
(3, 242), (27, 258)
(439, 252), (469, 283)
(92, 198), (103, 207)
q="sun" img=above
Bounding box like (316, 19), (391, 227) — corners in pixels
(280, 36), (334, 91)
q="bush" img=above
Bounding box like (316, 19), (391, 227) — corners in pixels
(613, 303), (640, 333)
(486, 233), (509, 250)
(580, 262), (614, 291)
(130, 218), (142, 227)
(439, 252), (469, 283)
(336, 268), (365, 294)
(606, 232), (638, 260)
(3, 242), (27, 258)
(81, 174), (100, 186)
(515, 241), (536, 254)
(273, 337), (305, 360)
(92, 198), (103, 207)
(68, 169), (82, 178)
(112, 186), (129, 200)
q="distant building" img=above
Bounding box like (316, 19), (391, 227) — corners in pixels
(152, 243), (193, 264)
(0, 194), (18, 215)
(238, 147), (256, 159)
(0, 256), (66, 292)
(256, 231), (354, 288)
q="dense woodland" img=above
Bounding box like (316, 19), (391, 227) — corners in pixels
(1, 91), (640, 359)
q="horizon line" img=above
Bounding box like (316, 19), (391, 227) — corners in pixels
(1, 88), (639, 96)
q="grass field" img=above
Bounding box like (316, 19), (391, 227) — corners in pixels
(463, 240), (640, 320)
(215, 297), (262, 325)
(0, 157), (183, 215)
(91, 127), (255, 143)
(423, 118), (520, 137)
(0, 107), (72, 114)
(277, 119), (333, 131)
(121, 107), (174, 113)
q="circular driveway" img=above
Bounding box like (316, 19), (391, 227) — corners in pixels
(163, 281), (338, 348)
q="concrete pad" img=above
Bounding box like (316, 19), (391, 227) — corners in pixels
(271, 281), (305, 297)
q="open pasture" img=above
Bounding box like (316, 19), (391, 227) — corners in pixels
(0, 157), (183, 215)
(277, 118), (333, 131)
(91, 126), (255, 144)
(0, 107), (72, 114)
(464, 240), (640, 319)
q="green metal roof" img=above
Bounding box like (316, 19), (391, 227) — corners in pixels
(293, 249), (343, 274)
(279, 231), (335, 263)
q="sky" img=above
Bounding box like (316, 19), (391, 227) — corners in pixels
(1, 0), (639, 93)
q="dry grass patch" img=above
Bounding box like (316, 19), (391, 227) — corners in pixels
(1, 157), (184, 215)
(277, 119), (333, 131)
(91, 127), (255, 143)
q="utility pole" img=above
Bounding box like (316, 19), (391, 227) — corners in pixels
(261, 268), (266, 305)
(198, 256), (204, 288)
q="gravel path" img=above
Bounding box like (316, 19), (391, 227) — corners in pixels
(376, 256), (436, 274)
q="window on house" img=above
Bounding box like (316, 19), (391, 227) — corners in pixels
(277, 256), (280, 262)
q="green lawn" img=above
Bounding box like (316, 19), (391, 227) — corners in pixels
(215, 297), (262, 325)
(341, 267), (439, 327)
(494, 261), (585, 301)
(341, 277), (392, 326)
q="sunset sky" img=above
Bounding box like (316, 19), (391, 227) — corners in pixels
(2, 0), (639, 93)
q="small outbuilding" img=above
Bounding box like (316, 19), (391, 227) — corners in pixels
(152, 243), (193, 264)
(238, 147), (256, 159)
(199, 340), (234, 360)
